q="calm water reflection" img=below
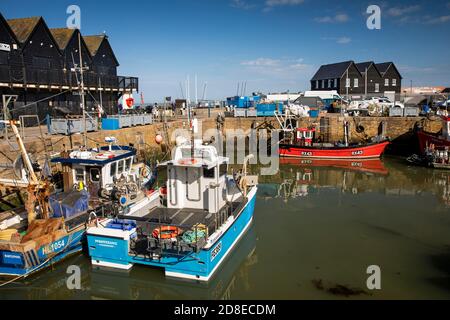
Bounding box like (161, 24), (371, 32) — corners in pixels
(1, 156), (450, 300)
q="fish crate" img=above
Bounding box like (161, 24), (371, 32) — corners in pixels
(132, 114), (144, 126)
(404, 107), (419, 117)
(101, 118), (120, 130)
(51, 118), (98, 135)
(234, 108), (247, 117)
(107, 115), (132, 128)
(142, 114), (153, 125)
(389, 107), (403, 117)
(247, 109), (257, 117)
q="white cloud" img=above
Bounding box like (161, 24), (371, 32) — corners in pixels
(427, 15), (450, 24)
(315, 13), (349, 23)
(387, 5), (420, 17)
(336, 37), (351, 44)
(241, 58), (281, 67)
(265, 0), (304, 6)
(230, 0), (255, 10)
(240, 57), (313, 76)
(263, 0), (304, 12)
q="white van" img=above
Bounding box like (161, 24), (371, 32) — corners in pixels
(304, 90), (347, 103)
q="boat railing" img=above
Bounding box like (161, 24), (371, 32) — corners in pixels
(125, 203), (238, 259)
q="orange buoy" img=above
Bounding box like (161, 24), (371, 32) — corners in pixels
(155, 134), (163, 144)
(178, 158), (197, 165)
(152, 226), (181, 240)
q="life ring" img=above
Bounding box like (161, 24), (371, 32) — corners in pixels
(152, 226), (181, 240)
(96, 153), (115, 160)
(178, 158), (197, 165)
(159, 186), (167, 195)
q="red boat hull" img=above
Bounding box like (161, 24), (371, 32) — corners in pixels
(279, 141), (390, 159)
(279, 158), (389, 175)
(417, 130), (450, 152)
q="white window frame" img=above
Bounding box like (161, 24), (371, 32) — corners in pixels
(392, 79), (397, 87)
(375, 83), (380, 93)
(328, 79), (332, 88)
(346, 78), (350, 88)
(334, 79), (338, 88)
(385, 79), (389, 86)
(354, 78), (358, 88)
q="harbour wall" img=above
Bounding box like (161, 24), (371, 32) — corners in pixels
(0, 115), (443, 165)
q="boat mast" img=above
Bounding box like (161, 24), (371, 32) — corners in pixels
(78, 32), (88, 147)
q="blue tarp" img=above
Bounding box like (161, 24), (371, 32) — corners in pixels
(49, 190), (90, 219)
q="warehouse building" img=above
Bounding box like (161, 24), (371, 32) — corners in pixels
(0, 13), (138, 120)
(310, 60), (402, 99)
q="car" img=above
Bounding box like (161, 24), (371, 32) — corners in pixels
(362, 97), (405, 109)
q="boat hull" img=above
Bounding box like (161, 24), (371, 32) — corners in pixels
(417, 131), (450, 153)
(279, 141), (390, 159)
(0, 229), (85, 277)
(87, 187), (257, 281)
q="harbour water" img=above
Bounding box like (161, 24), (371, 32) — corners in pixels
(1, 156), (450, 300)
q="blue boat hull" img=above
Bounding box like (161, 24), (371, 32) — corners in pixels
(0, 229), (85, 278)
(88, 188), (257, 281)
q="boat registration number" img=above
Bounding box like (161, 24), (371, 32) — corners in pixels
(211, 242), (222, 262)
(352, 150), (364, 156)
(43, 239), (66, 255)
(301, 152), (313, 156)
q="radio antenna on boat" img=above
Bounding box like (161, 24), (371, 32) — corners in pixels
(77, 32), (88, 147)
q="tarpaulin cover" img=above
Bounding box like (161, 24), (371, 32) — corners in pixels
(49, 190), (90, 219)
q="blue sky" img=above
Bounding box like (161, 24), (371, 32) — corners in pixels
(1, 0), (450, 101)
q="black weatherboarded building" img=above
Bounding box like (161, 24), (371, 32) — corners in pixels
(0, 13), (138, 120)
(310, 60), (402, 98)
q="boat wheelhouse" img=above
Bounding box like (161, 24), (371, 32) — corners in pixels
(50, 138), (158, 214)
(86, 140), (258, 281)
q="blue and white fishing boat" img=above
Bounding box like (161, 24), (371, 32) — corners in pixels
(86, 139), (258, 281)
(0, 123), (158, 279)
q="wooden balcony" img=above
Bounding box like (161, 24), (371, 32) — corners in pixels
(0, 65), (138, 92)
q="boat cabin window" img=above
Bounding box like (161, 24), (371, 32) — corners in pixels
(118, 160), (124, 174)
(90, 168), (101, 182)
(203, 167), (215, 178)
(75, 168), (84, 182)
(110, 162), (117, 177)
(219, 163), (227, 176)
(125, 158), (132, 171)
(181, 147), (212, 162)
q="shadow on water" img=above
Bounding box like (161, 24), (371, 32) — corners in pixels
(427, 246), (450, 293)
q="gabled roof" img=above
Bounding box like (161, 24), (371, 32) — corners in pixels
(83, 34), (119, 66)
(50, 28), (76, 50)
(83, 35), (105, 56)
(375, 62), (403, 79)
(311, 61), (356, 81)
(0, 13), (19, 44)
(355, 61), (373, 73)
(7, 16), (41, 43)
(375, 62), (392, 75)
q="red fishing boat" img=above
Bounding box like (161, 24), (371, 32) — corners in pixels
(279, 125), (390, 160)
(417, 116), (450, 152)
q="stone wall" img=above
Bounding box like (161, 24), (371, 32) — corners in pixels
(0, 115), (443, 165)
